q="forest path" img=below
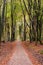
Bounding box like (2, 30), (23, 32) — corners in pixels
(6, 41), (33, 65)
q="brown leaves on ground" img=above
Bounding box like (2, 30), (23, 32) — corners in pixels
(0, 41), (16, 65)
(22, 41), (43, 65)
(0, 41), (43, 65)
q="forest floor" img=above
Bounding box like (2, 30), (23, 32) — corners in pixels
(0, 41), (43, 65)
(0, 41), (16, 65)
(22, 41), (43, 65)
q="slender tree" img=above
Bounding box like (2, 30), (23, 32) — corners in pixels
(0, 0), (6, 42)
(11, 0), (16, 41)
(38, 0), (42, 43)
(0, 3), (1, 42)
(20, 0), (26, 41)
(11, 0), (14, 41)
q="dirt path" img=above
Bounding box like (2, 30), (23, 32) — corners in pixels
(6, 41), (33, 65)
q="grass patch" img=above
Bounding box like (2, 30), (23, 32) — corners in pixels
(39, 50), (43, 54)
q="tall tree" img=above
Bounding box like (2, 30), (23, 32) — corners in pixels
(11, 0), (16, 41)
(20, 0), (26, 41)
(0, 5), (1, 42)
(23, 0), (33, 42)
(37, 0), (42, 43)
(11, 0), (14, 41)
(0, 0), (6, 42)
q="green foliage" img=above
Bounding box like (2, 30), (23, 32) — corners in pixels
(0, 0), (43, 41)
(39, 50), (43, 54)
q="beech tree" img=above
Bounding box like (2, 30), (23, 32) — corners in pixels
(11, 0), (16, 41)
(20, 0), (26, 41)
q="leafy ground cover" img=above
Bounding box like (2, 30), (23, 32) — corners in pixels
(0, 41), (16, 65)
(22, 41), (43, 65)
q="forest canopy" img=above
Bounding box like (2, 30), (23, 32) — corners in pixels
(0, 0), (43, 45)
